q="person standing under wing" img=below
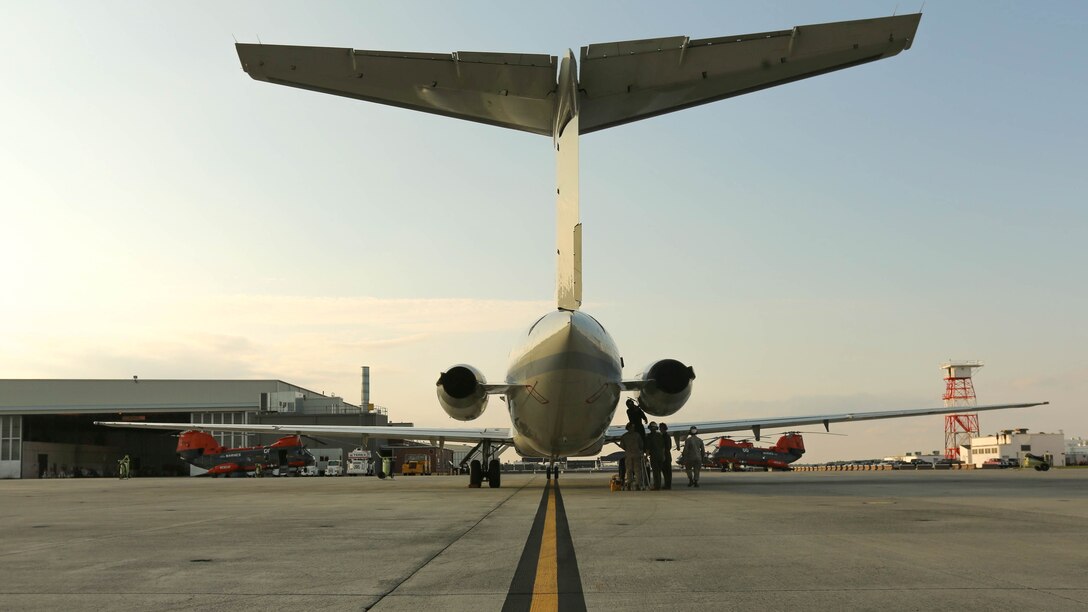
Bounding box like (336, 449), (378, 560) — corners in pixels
(645, 422), (666, 490)
(682, 427), (705, 488)
(618, 423), (645, 491)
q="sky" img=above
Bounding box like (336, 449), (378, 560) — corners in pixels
(2, 1), (1085, 464)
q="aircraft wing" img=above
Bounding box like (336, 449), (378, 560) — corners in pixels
(577, 13), (921, 133)
(604, 401), (1049, 441)
(94, 421), (512, 445)
(235, 43), (558, 136)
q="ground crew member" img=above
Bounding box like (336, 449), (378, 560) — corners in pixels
(645, 422), (666, 490)
(625, 398), (648, 442)
(618, 423), (644, 490)
(682, 427), (705, 487)
(118, 454), (131, 480)
(659, 422), (673, 490)
(254, 463), (263, 477)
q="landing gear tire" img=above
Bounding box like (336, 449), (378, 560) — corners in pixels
(488, 459), (501, 488)
(1042, 463), (1051, 471)
(469, 460), (483, 487)
(546, 465), (552, 480)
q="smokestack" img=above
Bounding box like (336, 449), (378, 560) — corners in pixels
(361, 366), (371, 411)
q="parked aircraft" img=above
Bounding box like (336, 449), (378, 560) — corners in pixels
(713, 433), (806, 471)
(177, 431), (313, 477)
(97, 13), (1047, 488)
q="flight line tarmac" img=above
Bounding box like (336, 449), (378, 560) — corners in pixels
(2, 470), (1086, 611)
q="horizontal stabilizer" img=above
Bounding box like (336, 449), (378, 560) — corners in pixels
(236, 44), (558, 135)
(577, 13), (922, 133)
(236, 14), (920, 137)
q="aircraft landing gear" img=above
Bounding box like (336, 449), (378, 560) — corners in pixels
(463, 440), (509, 488)
(469, 460), (483, 488)
(545, 462), (559, 481)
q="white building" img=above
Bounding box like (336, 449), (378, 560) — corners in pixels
(966, 428), (1066, 468)
(1066, 437), (1088, 466)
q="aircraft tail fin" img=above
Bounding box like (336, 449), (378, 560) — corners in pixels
(555, 51), (582, 311)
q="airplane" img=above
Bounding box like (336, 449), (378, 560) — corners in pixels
(96, 13), (1048, 488)
(177, 430), (314, 477)
(712, 433), (806, 472)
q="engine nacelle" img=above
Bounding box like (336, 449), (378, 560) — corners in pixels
(436, 364), (489, 421)
(636, 359), (696, 417)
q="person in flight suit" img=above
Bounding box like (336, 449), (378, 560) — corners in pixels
(618, 422), (645, 491)
(659, 422), (674, 490)
(644, 422), (666, 490)
(625, 398), (648, 442)
(682, 426), (705, 487)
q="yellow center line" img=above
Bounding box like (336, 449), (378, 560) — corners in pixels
(529, 484), (558, 611)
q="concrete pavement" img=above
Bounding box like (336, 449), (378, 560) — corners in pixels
(2, 469), (1086, 610)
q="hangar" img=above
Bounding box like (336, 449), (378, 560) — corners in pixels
(0, 379), (389, 479)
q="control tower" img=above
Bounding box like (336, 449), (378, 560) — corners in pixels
(941, 360), (983, 460)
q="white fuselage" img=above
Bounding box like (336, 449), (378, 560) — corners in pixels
(505, 310), (622, 458)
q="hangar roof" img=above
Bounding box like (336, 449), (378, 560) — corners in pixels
(0, 379), (339, 415)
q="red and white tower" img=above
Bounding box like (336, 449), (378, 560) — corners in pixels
(941, 360), (982, 460)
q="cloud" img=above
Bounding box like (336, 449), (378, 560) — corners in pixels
(174, 295), (550, 335)
(0, 293), (550, 413)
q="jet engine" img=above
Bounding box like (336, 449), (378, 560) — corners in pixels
(436, 364), (489, 421)
(635, 359), (696, 417)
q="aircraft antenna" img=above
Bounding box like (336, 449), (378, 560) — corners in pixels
(941, 360), (983, 461)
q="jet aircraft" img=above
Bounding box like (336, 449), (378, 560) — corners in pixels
(97, 13), (1047, 487)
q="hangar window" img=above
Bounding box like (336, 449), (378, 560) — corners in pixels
(1020, 445), (1031, 451)
(0, 415), (20, 461)
(192, 411), (252, 449)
